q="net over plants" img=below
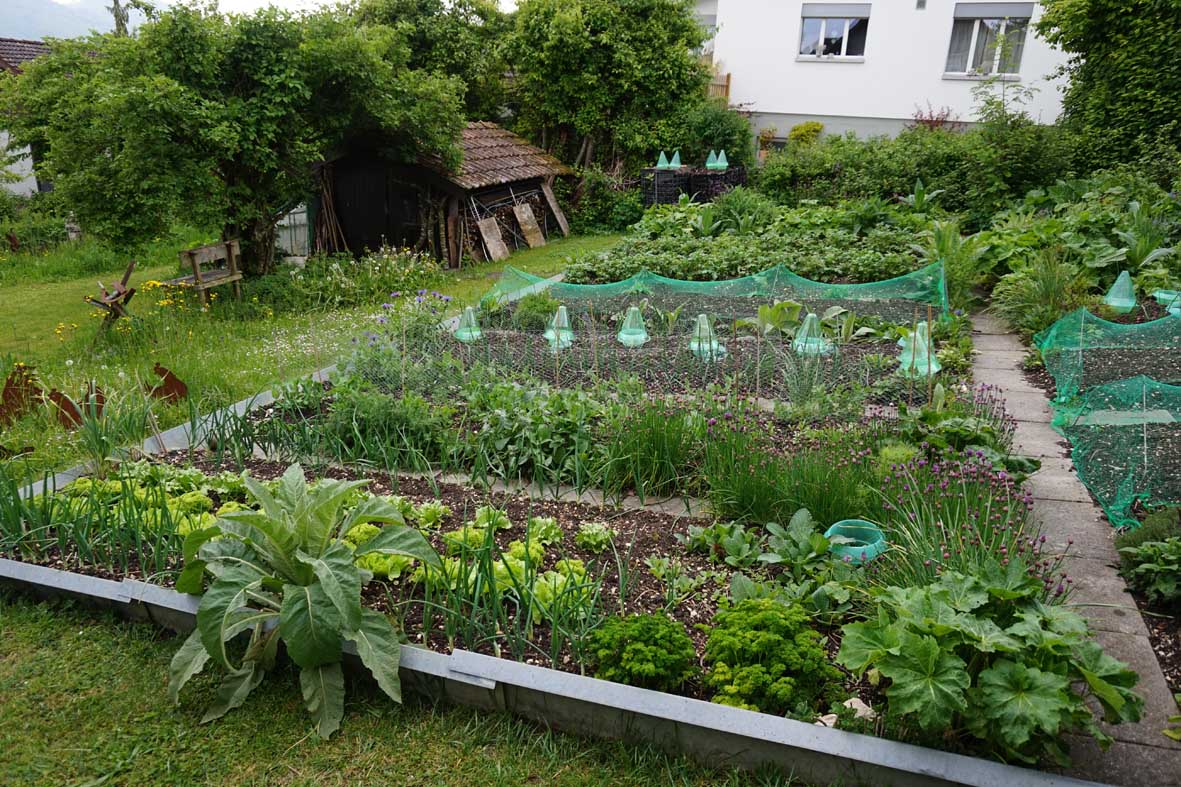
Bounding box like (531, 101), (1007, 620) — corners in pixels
(1051, 375), (1181, 529)
(1035, 309), (1181, 401)
(481, 261), (949, 323)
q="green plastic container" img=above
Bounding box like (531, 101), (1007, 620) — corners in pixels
(1102, 271), (1136, 314)
(616, 305), (650, 348)
(792, 312), (833, 356)
(688, 313), (725, 361)
(453, 306), (483, 343)
(543, 305), (573, 351)
(824, 519), (887, 564)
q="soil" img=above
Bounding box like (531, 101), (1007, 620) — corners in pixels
(1101, 299), (1171, 325)
(1131, 592), (1181, 696)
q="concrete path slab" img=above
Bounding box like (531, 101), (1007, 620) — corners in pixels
(1060, 556), (1145, 636)
(973, 350), (1029, 370)
(1002, 390), (1056, 422)
(1013, 420), (1069, 459)
(970, 312), (1011, 335)
(1037, 502), (1118, 561)
(1063, 736), (1181, 787)
(972, 332), (1027, 352)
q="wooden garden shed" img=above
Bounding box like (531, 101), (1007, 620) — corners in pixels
(313, 122), (572, 266)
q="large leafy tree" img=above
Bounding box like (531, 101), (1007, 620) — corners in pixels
(356, 0), (511, 119)
(0, 5), (464, 274)
(1038, 0), (1181, 166)
(507, 0), (709, 170)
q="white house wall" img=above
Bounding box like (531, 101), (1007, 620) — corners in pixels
(709, 0), (1069, 138)
(1, 130), (39, 196)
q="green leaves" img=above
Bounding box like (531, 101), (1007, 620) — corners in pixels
(170, 463), (440, 737)
(972, 660), (1070, 749)
(877, 633), (970, 730)
(300, 663), (346, 739)
(345, 609), (404, 703)
(280, 582), (343, 669)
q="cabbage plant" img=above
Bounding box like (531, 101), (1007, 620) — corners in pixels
(168, 464), (440, 737)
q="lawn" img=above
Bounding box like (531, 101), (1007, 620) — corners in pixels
(0, 234), (620, 478)
(0, 594), (793, 787)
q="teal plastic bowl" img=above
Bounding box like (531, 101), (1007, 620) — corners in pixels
(824, 520), (887, 564)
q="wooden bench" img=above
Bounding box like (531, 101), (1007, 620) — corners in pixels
(169, 240), (243, 305)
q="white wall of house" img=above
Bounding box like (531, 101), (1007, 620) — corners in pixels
(1, 130), (39, 196)
(706, 1), (1069, 138)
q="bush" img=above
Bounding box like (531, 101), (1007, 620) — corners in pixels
(560, 168), (644, 233)
(1119, 537), (1181, 606)
(671, 99), (755, 168)
(989, 247), (1095, 336)
(586, 614), (698, 692)
(1116, 508), (1181, 571)
(787, 121), (823, 145)
(703, 599), (843, 715)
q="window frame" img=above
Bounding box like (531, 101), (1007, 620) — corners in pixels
(797, 16), (870, 60)
(944, 16), (1028, 77)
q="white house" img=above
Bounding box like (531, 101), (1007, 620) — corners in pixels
(1, 37), (50, 196)
(697, 1), (1070, 139)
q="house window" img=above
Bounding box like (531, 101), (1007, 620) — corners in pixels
(800, 17), (869, 57)
(799, 4), (871, 58)
(945, 15), (1029, 75)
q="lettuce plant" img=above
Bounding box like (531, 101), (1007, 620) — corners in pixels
(168, 464), (440, 738)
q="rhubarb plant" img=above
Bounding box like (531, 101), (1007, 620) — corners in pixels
(168, 464), (440, 737)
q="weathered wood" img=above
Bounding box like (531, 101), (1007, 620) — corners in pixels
(513, 203), (546, 249)
(446, 197), (460, 268)
(477, 218), (510, 261)
(170, 240), (242, 304)
(540, 182), (570, 237)
(85, 260), (137, 330)
(182, 240), (241, 267)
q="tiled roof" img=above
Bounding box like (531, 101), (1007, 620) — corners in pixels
(429, 121), (572, 191)
(0, 37), (50, 74)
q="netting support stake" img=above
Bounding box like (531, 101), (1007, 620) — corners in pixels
(1142, 382), (1149, 476)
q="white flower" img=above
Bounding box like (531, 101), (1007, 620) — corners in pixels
(65, 359), (74, 367)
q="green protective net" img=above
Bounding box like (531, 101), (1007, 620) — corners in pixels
(1102, 271), (1136, 314)
(481, 261), (949, 323)
(1034, 308), (1181, 401)
(1051, 375), (1181, 529)
(616, 306), (650, 348)
(1154, 289), (1181, 316)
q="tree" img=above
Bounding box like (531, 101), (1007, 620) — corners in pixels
(507, 0), (709, 170)
(0, 5), (464, 274)
(356, 0), (511, 119)
(1038, 0), (1181, 166)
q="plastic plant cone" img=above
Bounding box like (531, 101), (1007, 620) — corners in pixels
(616, 306), (650, 348)
(453, 306), (483, 343)
(1102, 271), (1136, 314)
(543, 305), (573, 351)
(670, 150), (682, 168)
(716, 150), (729, 169)
(656, 151), (670, 169)
(1151, 289), (1181, 316)
(688, 313), (725, 361)
(792, 312), (833, 356)
(897, 321), (941, 378)
(705, 150), (718, 169)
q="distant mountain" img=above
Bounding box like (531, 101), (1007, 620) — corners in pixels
(0, 0), (115, 41)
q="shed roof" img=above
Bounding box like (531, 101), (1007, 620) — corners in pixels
(0, 37), (50, 74)
(433, 121), (571, 191)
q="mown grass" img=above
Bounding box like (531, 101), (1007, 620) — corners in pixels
(0, 594), (798, 787)
(0, 234), (622, 479)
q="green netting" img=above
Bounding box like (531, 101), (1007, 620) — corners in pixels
(1034, 308), (1181, 401)
(481, 261), (949, 322)
(1051, 375), (1181, 528)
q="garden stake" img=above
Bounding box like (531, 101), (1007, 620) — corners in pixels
(927, 303), (934, 401)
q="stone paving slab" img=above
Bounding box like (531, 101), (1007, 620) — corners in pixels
(1063, 736), (1181, 787)
(972, 332), (1027, 352)
(1002, 390), (1057, 422)
(1038, 502), (1118, 562)
(977, 365), (1044, 394)
(1088, 629), (1181, 749)
(1025, 464), (1096, 504)
(1060, 556), (1145, 636)
(970, 312), (1011, 335)
(1013, 420), (1069, 459)
(972, 349), (1030, 370)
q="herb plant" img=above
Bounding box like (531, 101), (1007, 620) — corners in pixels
(586, 614), (698, 692)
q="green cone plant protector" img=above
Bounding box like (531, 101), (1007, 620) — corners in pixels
(1102, 271), (1136, 314)
(670, 149), (682, 168)
(656, 150), (670, 169)
(898, 320), (941, 378)
(714, 149), (729, 170)
(544, 304), (574, 351)
(705, 150), (718, 168)
(792, 312), (832, 356)
(453, 306), (483, 343)
(1152, 288), (1181, 317)
(616, 305), (650, 348)
(688, 313), (725, 361)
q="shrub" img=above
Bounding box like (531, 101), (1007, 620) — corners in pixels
(671, 98), (755, 168)
(989, 247), (1095, 336)
(561, 167), (644, 233)
(1115, 508), (1181, 572)
(586, 613), (698, 692)
(787, 121), (823, 145)
(839, 564), (1143, 763)
(1119, 537), (1181, 606)
(703, 599), (843, 715)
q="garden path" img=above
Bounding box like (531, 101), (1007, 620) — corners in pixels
(971, 313), (1181, 786)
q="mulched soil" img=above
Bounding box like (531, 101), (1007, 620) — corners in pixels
(5, 454), (875, 706)
(1022, 356), (1058, 399)
(1101, 299), (1171, 325)
(1130, 592), (1181, 696)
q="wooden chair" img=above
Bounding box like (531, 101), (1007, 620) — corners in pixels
(169, 240), (243, 305)
(85, 259), (137, 330)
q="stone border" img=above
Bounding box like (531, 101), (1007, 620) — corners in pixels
(0, 557), (1101, 787)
